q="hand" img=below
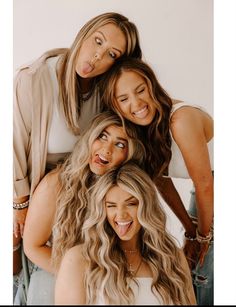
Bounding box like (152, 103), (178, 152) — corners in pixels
(183, 239), (201, 270)
(13, 207), (28, 238)
(198, 241), (210, 267)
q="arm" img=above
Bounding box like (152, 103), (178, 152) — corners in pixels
(23, 171), (60, 274)
(54, 245), (87, 305)
(171, 107), (213, 265)
(13, 68), (33, 235)
(154, 176), (196, 238)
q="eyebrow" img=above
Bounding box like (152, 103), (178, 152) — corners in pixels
(103, 129), (128, 144)
(116, 82), (146, 99)
(96, 31), (123, 55)
(105, 196), (137, 204)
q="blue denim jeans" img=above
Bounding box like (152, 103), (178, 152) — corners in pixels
(189, 188), (214, 305)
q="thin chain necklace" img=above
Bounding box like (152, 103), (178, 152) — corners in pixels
(123, 249), (142, 276)
(128, 258), (142, 276)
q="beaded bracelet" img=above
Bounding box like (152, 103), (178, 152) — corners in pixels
(13, 200), (29, 210)
(184, 232), (196, 241)
(196, 229), (213, 244)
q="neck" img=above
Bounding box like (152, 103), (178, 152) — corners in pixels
(77, 75), (92, 93)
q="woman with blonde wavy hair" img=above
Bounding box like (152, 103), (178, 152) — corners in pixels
(55, 162), (196, 305)
(100, 57), (214, 305)
(22, 111), (145, 305)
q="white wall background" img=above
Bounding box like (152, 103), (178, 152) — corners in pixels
(14, 0), (213, 245)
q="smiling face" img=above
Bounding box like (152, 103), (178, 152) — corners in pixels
(115, 70), (157, 126)
(76, 23), (126, 78)
(105, 185), (141, 243)
(89, 125), (128, 175)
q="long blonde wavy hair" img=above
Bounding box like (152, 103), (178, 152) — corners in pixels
(100, 57), (173, 178)
(52, 111), (145, 269)
(82, 162), (192, 305)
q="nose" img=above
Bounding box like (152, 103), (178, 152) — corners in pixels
(116, 207), (128, 219)
(91, 52), (101, 64)
(102, 142), (112, 156)
(130, 94), (142, 109)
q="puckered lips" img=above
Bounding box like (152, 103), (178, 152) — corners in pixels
(132, 105), (149, 119)
(93, 153), (109, 167)
(115, 220), (133, 236)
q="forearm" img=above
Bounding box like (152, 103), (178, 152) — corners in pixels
(23, 244), (54, 274)
(194, 180), (213, 235)
(154, 176), (196, 236)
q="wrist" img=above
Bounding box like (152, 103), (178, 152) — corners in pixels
(13, 199), (29, 210)
(196, 229), (213, 244)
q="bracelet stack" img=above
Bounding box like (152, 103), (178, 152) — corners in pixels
(13, 199), (29, 210)
(196, 229), (213, 244)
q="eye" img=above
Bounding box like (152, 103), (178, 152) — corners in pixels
(137, 87), (145, 94)
(95, 37), (102, 45)
(127, 202), (138, 207)
(98, 132), (107, 140)
(119, 97), (128, 103)
(106, 204), (116, 208)
(116, 142), (126, 149)
(109, 51), (117, 59)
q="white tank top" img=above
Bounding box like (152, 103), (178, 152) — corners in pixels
(46, 56), (101, 167)
(168, 102), (214, 178)
(96, 278), (168, 305)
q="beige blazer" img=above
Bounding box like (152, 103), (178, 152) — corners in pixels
(13, 53), (58, 198)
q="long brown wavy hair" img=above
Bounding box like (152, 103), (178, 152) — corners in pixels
(82, 162), (193, 305)
(52, 111), (145, 269)
(100, 57), (173, 178)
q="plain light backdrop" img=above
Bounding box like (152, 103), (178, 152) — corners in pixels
(13, 0), (213, 245)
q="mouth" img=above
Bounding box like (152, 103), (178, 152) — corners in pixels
(132, 105), (149, 119)
(115, 220), (133, 236)
(94, 154), (109, 166)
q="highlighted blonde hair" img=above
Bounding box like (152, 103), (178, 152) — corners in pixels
(82, 162), (192, 305)
(52, 111), (145, 269)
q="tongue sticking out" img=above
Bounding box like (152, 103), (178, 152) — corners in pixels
(82, 63), (93, 74)
(117, 222), (132, 237)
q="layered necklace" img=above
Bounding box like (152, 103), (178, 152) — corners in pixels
(124, 249), (143, 276)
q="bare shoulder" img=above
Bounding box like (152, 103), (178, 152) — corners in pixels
(62, 245), (88, 267)
(35, 168), (61, 194)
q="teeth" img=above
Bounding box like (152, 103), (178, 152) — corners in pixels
(133, 106), (147, 115)
(98, 154), (108, 162)
(116, 221), (132, 226)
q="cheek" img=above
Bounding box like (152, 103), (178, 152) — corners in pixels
(113, 150), (128, 164)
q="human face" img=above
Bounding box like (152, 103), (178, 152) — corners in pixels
(115, 71), (157, 126)
(89, 125), (128, 175)
(76, 23), (126, 78)
(105, 186), (141, 243)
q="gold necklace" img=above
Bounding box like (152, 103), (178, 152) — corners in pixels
(128, 258), (142, 276)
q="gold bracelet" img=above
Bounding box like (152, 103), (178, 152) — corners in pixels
(13, 200), (29, 210)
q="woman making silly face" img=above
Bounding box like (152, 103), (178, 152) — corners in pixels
(55, 162), (196, 305)
(76, 23), (126, 79)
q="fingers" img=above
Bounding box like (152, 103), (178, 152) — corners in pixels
(13, 222), (20, 238)
(20, 223), (25, 238)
